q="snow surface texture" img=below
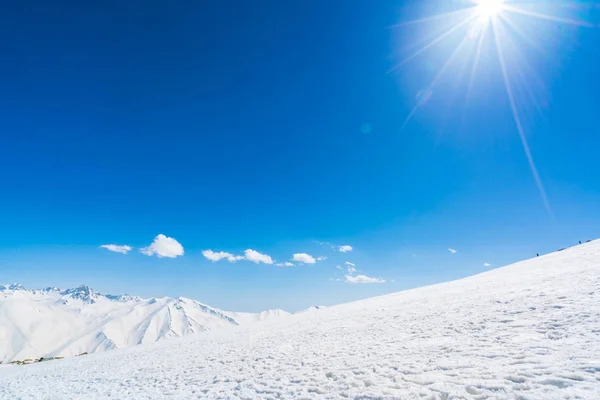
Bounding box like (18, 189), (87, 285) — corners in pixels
(2, 241), (600, 399)
(0, 285), (289, 363)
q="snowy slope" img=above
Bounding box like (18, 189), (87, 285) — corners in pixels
(0, 285), (286, 363)
(2, 240), (600, 399)
(224, 309), (291, 325)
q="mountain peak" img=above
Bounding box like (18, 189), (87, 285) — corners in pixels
(60, 285), (100, 303)
(0, 283), (25, 291)
(105, 294), (142, 303)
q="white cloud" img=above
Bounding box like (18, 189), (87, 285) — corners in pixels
(276, 262), (295, 267)
(201, 248), (273, 264)
(347, 266), (357, 275)
(140, 234), (184, 258)
(336, 265), (343, 270)
(344, 261), (355, 267)
(292, 253), (316, 264)
(202, 250), (243, 262)
(244, 249), (274, 264)
(100, 244), (132, 254)
(484, 262), (492, 267)
(317, 256), (328, 261)
(316, 241), (354, 253)
(345, 274), (385, 284)
(448, 248), (457, 254)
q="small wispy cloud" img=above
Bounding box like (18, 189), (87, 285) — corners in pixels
(336, 265), (343, 270)
(292, 253), (316, 264)
(347, 266), (357, 275)
(100, 244), (132, 254)
(344, 261), (355, 267)
(276, 261), (295, 267)
(484, 262), (492, 267)
(243, 249), (274, 264)
(339, 245), (353, 253)
(202, 248), (274, 264)
(345, 274), (385, 284)
(316, 241), (354, 253)
(448, 248), (457, 254)
(202, 250), (243, 262)
(140, 234), (184, 258)
(317, 256), (328, 261)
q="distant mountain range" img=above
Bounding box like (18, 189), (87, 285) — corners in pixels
(0, 283), (301, 363)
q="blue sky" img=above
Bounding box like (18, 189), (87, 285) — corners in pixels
(1, 0), (599, 312)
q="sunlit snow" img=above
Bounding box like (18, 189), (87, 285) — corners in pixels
(1, 241), (599, 399)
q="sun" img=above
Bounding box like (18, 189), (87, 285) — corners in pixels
(392, 0), (597, 218)
(475, 0), (505, 20)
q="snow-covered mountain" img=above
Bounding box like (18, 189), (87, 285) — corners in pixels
(1, 240), (599, 399)
(0, 284), (288, 363)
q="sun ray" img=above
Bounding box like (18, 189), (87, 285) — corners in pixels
(387, 7), (475, 28)
(498, 14), (555, 64)
(435, 39), (477, 146)
(432, 34), (475, 87)
(399, 105), (420, 133)
(497, 17), (551, 118)
(503, 4), (595, 27)
(492, 20), (554, 218)
(460, 24), (488, 133)
(496, 18), (548, 95)
(399, 32), (476, 132)
(517, 64), (548, 121)
(396, 9), (477, 58)
(465, 23), (488, 107)
(389, 14), (477, 73)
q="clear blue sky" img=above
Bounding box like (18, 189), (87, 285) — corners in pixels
(1, 0), (599, 312)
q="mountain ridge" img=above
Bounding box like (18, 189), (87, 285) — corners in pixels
(0, 283), (291, 363)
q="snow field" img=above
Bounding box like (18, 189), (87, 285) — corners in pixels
(1, 241), (600, 399)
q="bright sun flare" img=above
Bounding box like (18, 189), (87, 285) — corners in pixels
(393, 0), (597, 218)
(476, 0), (505, 19)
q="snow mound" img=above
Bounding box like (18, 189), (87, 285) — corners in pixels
(1, 240), (600, 399)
